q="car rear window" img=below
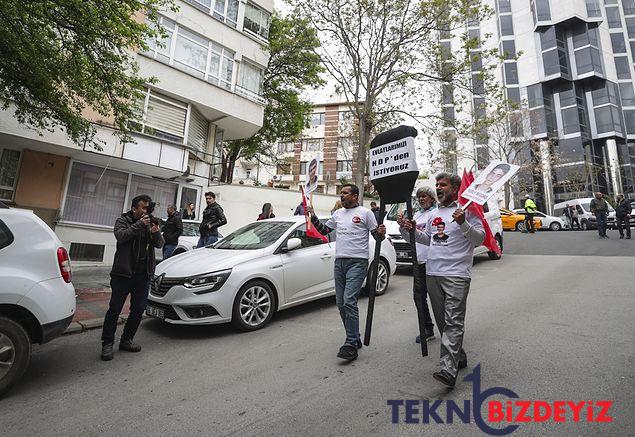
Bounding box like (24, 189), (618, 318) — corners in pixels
(0, 219), (14, 250)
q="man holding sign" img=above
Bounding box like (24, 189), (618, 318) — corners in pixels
(401, 173), (485, 387)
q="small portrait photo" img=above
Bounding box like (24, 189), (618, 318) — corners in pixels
(305, 157), (319, 194)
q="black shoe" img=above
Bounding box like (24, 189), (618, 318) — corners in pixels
(356, 339), (363, 349)
(101, 343), (114, 361)
(458, 358), (468, 370)
(119, 339), (142, 352)
(433, 369), (456, 387)
(620, 235), (624, 239)
(627, 236), (631, 239)
(337, 345), (358, 361)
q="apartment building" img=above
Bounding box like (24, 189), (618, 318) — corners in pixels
(273, 102), (359, 195)
(441, 0), (635, 212)
(0, 0), (272, 264)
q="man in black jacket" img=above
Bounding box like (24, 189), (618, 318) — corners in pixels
(197, 191), (227, 247)
(615, 194), (632, 239)
(101, 194), (164, 361)
(162, 205), (183, 259)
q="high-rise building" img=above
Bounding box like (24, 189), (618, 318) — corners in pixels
(0, 0), (272, 264)
(441, 0), (635, 212)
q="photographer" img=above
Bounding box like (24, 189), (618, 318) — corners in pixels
(101, 194), (164, 361)
(197, 191), (226, 247)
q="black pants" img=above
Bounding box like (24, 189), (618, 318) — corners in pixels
(596, 211), (608, 237)
(524, 213), (535, 233)
(571, 217), (580, 230)
(101, 274), (150, 345)
(413, 263), (434, 333)
(616, 215), (631, 237)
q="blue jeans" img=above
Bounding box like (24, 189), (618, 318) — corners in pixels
(334, 258), (369, 347)
(596, 211), (607, 237)
(197, 235), (218, 248)
(162, 244), (177, 259)
(101, 274), (150, 345)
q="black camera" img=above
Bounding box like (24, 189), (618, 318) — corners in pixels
(147, 201), (159, 225)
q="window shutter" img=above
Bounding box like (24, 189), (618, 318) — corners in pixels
(145, 92), (187, 138)
(188, 107), (209, 152)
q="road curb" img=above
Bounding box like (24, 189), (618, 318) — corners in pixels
(63, 314), (150, 335)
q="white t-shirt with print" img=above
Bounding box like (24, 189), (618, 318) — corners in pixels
(326, 206), (377, 259)
(412, 207), (437, 264)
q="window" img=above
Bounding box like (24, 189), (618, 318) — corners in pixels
(575, 47), (595, 74)
(561, 107), (580, 134)
(595, 106), (614, 133)
(69, 243), (105, 262)
(625, 110), (635, 134)
(302, 139), (323, 151)
(620, 82), (635, 106)
(64, 162), (128, 226)
(244, 2), (271, 40)
(473, 97), (486, 120)
(624, 0), (635, 15)
(188, 106), (209, 153)
(183, 0), (239, 27)
(543, 50), (561, 76)
(509, 112), (524, 137)
(615, 56), (632, 79)
(287, 223), (326, 248)
(132, 89), (188, 144)
(0, 148), (21, 201)
(611, 33), (627, 53)
(310, 113), (325, 127)
(276, 163), (291, 175)
(535, 0), (551, 21)
(586, 0), (601, 17)
(144, 17), (235, 91)
(506, 87), (521, 106)
(0, 220), (13, 250)
(337, 160), (353, 172)
(299, 161), (306, 175)
(468, 29), (480, 47)
(470, 51), (482, 71)
(277, 142), (295, 153)
(237, 60), (264, 98)
(442, 84), (454, 104)
(497, 0), (511, 13)
(502, 40), (516, 60)
(129, 175), (178, 215)
(606, 7), (621, 28)
(626, 17), (635, 38)
(499, 15), (514, 36)
(504, 62), (518, 84)
(472, 73), (485, 95)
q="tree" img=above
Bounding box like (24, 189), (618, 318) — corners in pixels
(220, 14), (324, 183)
(0, 0), (176, 147)
(291, 0), (494, 197)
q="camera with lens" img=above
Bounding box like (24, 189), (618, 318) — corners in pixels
(147, 201), (159, 225)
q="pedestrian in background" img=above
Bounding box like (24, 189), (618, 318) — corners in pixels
(570, 205), (580, 230)
(162, 205), (183, 259)
(257, 203), (275, 220)
(101, 194), (164, 361)
(523, 195), (537, 234)
(197, 192), (226, 247)
(563, 203), (572, 229)
(294, 202), (305, 216)
(310, 184), (386, 362)
(401, 173), (485, 388)
(182, 202), (196, 220)
(590, 192), (609, 239)
(370, 201), (381, 222)
(615, 194), (632, 239)
(398, 186), (438, 344)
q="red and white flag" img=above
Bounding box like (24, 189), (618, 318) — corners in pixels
(300, 186), (328, 243)
(459, 170), (501, 256)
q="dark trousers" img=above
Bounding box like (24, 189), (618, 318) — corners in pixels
(101, 274), (150, 345)
(413, 263), (434, 333)
(524, 213), (535, 233)
(596, 211), (608, 237)
(616, 215), (631, 237)
(571, 217), (580, 230)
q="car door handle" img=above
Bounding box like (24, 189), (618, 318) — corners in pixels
(271, 265), (283, 270)
(320, 254), (332, 259)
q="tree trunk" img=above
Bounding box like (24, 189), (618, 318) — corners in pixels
(504, 181), (511, 209)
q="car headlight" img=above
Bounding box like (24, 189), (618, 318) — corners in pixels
(184, 269), (231, 294)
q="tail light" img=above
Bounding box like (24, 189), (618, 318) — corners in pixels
(57, 247), (72, 283)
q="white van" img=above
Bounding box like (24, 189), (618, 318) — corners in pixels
(553, 198), (616, 230)
(0, 206), (76, 396)
(384, 197), (504, 265)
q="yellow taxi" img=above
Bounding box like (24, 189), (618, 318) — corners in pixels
(500, 208), (542, 232)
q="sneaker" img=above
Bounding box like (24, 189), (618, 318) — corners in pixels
(101, 343), (114, 361)
(337, 345), (358, 361)
(119, 339), (142, 352)
(433, 369), (456, 388)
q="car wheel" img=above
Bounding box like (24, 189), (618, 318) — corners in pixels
(515, 221), (525, 232)
(374, 259), (390, 296)
(0, 317), (31, 396)
(549, 222), (562, 231)
(581, 220), (588, 230)
(231, 281), (275, 331)
(488, 234), (503, 260)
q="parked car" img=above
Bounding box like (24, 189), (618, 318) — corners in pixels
(553, 198), (616, 230)
(384, 197), (505, 264)
(513, 209), (567, 231)
(0, 207), (76, 396)
(155, 220), (223, 260)
(146, 216), (397, 331)
(500, 208), (542, 232)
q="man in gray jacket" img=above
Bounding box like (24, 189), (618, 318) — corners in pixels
(401, 173), (485, 388)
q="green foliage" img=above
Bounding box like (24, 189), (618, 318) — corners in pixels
(0, 0), (176, 147)
(222, 14), (324, 181)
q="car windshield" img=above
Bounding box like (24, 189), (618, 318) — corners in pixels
(387, 197), (422, 221)
(182, 222), (200, 237)
(215, 221), (294, 250)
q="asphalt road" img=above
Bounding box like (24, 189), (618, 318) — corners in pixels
(1, 241), (633, 436)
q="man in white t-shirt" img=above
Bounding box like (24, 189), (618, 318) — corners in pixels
(401, 173), (485, 388)
(310, 184), (386, 361)
(398, 187), (438, 344)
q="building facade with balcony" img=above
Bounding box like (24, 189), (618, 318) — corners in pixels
(441, 0), (635, 212)
(0, 0), (272, 264)
(272, 102), (360, 195)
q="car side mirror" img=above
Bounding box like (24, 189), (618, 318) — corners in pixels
(286, 238), (302, 252)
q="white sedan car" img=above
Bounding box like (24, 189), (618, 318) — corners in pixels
(147, 216), (396, 331)
(513, 209), (568, 231)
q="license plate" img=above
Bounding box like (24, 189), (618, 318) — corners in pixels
(397, 251), (410, 258)
(146, 304), (165, 320)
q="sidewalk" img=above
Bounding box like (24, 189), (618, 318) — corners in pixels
(66, 266), (133, 335)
